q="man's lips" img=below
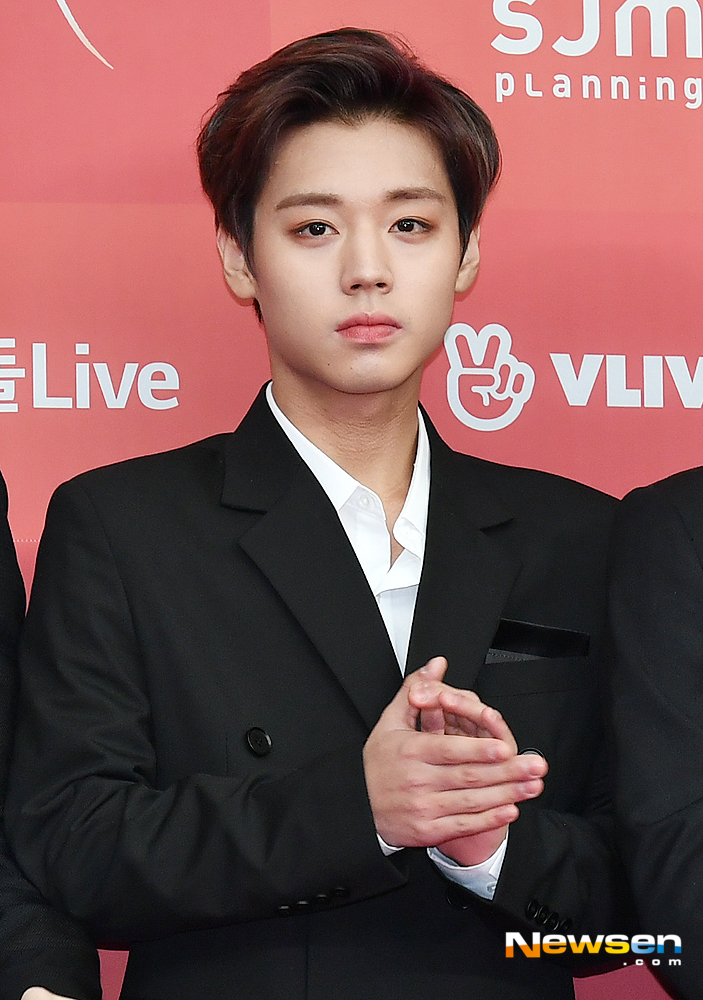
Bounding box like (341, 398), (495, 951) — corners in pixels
(336, 313), (402, 342)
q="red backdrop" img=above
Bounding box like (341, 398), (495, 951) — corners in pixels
(3, 2), (700, 996)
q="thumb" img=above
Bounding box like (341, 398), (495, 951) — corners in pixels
(377, 657), (448, 733)
(418, 655), (448, 681)
(415, 656), (448, 734)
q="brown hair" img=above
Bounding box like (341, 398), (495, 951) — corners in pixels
(198, 27), (500, 270)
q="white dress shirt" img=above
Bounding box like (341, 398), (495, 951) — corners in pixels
(266, 383), (506, 899)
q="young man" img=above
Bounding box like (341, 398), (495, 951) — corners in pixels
(0, 471), (100, 1000)
(8, 29), (625, 999)
(609, 469), (703, 1000)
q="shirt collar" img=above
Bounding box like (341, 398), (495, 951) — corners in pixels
(265, 382), (430, 540)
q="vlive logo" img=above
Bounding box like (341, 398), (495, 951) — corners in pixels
(445, 323), (535, 431)
(444, 325), (703, 432)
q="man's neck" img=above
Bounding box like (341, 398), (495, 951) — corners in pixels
(269, 378), (420, 519)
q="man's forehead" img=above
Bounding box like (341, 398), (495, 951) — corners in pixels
(259, 118), (454, 208)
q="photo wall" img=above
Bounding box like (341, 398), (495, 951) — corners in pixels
(3, 3), (701, 997)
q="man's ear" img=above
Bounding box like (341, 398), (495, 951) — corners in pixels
(455, 227), (481, 294)
(216, 228), (258, 300)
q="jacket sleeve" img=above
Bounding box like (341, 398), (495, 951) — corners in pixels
(0, 473), (101, 1000)
(471, 661), (632, 955)
(6, 479), (405, 944)
(608, 479), (703, 1000)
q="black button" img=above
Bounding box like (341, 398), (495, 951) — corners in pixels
(245, 727), (272, 757)
(313, 892), (331, 906)
(446, 884), (471, 910)
(535, 905), (550, 925)
(544, 912), (560, 931)
(525, 899), (540, 919)
(558, 918), (572, 933)
(277, 904), (292, 916)
(331, 886), (350, 899)
(293, 899), (311, 912)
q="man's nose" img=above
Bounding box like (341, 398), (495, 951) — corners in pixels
(340, 230), (393, 294)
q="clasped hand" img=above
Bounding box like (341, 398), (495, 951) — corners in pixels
(22, 989), (80, 1000)
(363, 657), (547, 867)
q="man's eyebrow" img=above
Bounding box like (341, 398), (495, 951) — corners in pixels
(385, 186), (447, 203)
(275, 193), (342, 210)
(274, 187), (447, 211)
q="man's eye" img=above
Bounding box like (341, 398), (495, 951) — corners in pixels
(392, 218), (428, 234)
(297, 222), (333, 237)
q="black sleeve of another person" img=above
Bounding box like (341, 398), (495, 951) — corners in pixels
(0, 472), (101, 1000)
(609, 468), (703, 1000)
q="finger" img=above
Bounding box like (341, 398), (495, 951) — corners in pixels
(406, 669), (481, 737)
(423, 804), (520, 845)
(434, 755), (548, 792)
(419, 705), (446, 735)
(417, 732), (513, 766)
(410, 681), (483, 721)
(409, 660), (451, 735)
(418, 655), (448, 681)
(389, 658), (450, 733)
(439, 691), (519, 754)
(435, 777), (544, 817)
(375, 678), (422, 733)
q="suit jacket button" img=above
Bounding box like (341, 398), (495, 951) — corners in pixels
(294, 899), (311, 912)
(445, 884), (471, 910)
(331, 886), (350, 899)
(558, 918), (572, 933)
(535, 905), (551, 925)
(313, 892), (331, 906)
(525, 899), (540, 920)
(544, 912), (560, 931)
(245, 727), (272, 757)
(277, 904), (292, 916)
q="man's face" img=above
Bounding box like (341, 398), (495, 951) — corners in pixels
(219, 117), (479, 402)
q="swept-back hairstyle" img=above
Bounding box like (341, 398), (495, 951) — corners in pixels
(197, 27), (500, 268)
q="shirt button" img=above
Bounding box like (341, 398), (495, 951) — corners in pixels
(358, 495), (371, 508)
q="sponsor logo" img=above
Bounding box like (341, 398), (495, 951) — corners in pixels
(505, 931), (682, 967)
(443, 324), (703, 429)
(445, 322), (535, 431)
(0, 340), (179, 412)
(54, 0), (113, 69)
(492, 0), (703, 109)
(551, 352), (703, 407)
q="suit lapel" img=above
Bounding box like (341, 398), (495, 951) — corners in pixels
(406, 424), (521, 692)
(221, 389), (401, 731)
(221, 389), (522, 723)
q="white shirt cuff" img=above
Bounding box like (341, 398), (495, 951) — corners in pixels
(427, 833), (508, 900)
(377, 833), (404, 856)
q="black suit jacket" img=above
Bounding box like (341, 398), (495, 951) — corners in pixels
(609, 467), (703, 1000)
(0, 472), (100, 1000)
(8, 389), (624, 1000)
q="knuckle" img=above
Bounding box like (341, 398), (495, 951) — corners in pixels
(410, 816), (432, 843)
(460, 766), (481, 789)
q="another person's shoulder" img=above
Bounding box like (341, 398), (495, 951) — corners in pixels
(621, 464), (703, 516)
(455, 449), (617, 528)
(617, 464), (703, 547)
